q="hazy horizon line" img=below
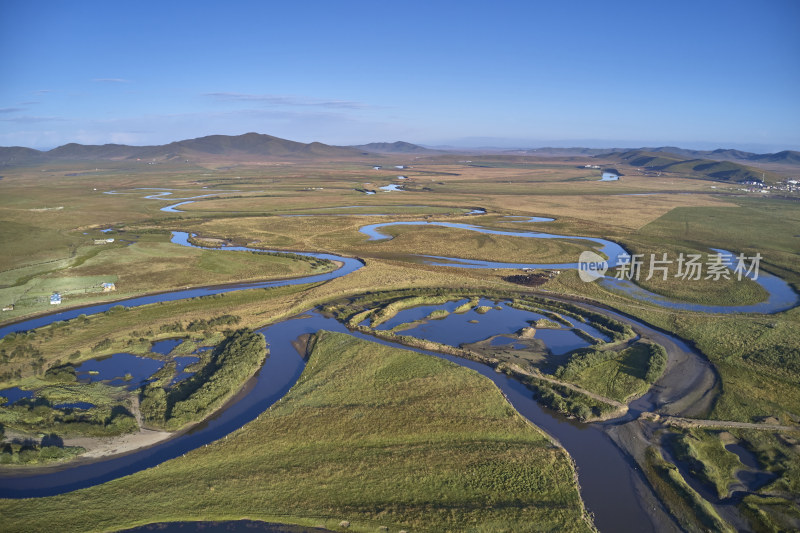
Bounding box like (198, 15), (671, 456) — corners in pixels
(7, 132), (798, 155)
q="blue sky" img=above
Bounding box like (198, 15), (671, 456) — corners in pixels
(1, 1), (798, 150)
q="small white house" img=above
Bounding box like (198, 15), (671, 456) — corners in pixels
(50, 293), (62, 305)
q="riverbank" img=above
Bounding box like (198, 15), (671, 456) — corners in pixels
(64, 429), (173, 461)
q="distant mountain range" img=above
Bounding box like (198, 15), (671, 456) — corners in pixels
(0, 133), (368, 164)
(350, 141), (441, 154)
(0, 133), (797, 183)
(520, 145), (800, 165)
(0, 134), (443, 166)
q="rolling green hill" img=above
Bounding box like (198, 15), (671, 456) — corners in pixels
(614, 151), (686, 168)
(605, 150), (781, 183)
(160, 132), (363, 159)
(0, 146), (47, 166)
(749, 150), (800, 165)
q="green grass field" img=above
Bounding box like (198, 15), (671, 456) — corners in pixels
(0, 232), (332, 322)
(0, 331), (592, 532)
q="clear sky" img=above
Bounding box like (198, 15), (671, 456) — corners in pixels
(1, 0), (798, 151)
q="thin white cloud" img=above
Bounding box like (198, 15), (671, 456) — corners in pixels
(205, 92), (368, 110)
(0, 115), (67, 123)
(92, 78), (131, 83)
(0, 107), (416, 149)
(0, 107), (23, 114)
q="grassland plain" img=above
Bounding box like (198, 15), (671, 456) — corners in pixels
(0, 331), (593, 533)
(0, 231), (333, 322)
(1, 155), (799, 530)
(629, 198), (800, 286)
(154, 202), (779, 308)
(4, 196), (799, 425)
(546, 202), (800, 420)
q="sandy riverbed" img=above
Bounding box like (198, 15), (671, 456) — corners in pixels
(63, 428), (172, 459)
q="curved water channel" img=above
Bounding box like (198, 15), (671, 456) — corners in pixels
(360, 220), (799, 313)
(1, 222), (797, 531)
(103, 188), (295, 214)
(0, 233), (363, 339)
(0, 307), (668, 532)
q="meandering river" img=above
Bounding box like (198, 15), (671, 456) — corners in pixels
(360, 220), (798, 313)
(1, 221), (796, 532)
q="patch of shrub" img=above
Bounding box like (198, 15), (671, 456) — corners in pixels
(140, 328), (267, 429)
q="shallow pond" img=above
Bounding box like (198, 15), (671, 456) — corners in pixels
(0, 315), (309, 499)
(75, 353), (165, 390)
(150, 339), (183, 355)
(54, 402), (95, 410)
(0, 386), (35, 405)
(600, 172), (619, 181)
(170, 356), (200, 386)
(725, 442), (778, 492)
(374, 298), (608, 356)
